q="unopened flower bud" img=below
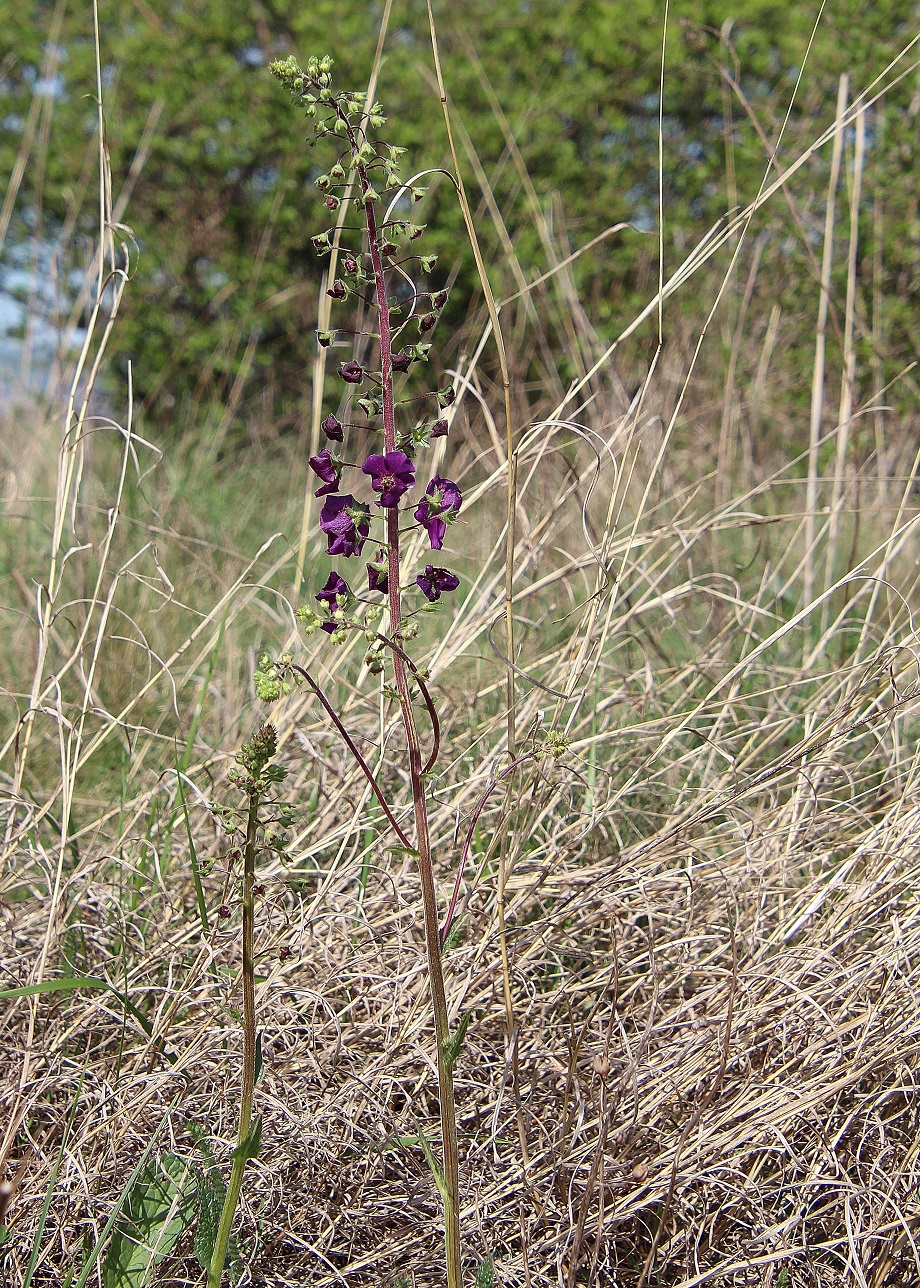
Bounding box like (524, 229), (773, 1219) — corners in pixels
(322, 413), (344, 440)
(432, 290), (448, 309)
(419, 312), (437, 333)
(380, 240), (397, 256)
(431, 418), (448, 438)
(343, 256), (359, 274)
(327, 279), (347, 299)
(218, 905), (231, 919)
(391, 351), (411, 373)
(325, 195), (339, 209)
(317, 330), (333, 348)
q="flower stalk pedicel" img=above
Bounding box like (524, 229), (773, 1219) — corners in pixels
(269, 53), (464, 1286)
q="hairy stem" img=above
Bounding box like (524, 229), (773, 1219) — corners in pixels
(357, 155), (462, 1288)
(208, 793), (259, 1288)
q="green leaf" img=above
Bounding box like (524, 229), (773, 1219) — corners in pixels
(254, 1030), (264, 1084)
(475, 1258), (494, 1288)
(192, 1169), (225, 1270)
(232, 1114), (262, 1165)
(416, 1134), (448, 1205)
(102, 1155), (196, 1287)
(442, 1013), (470, 1072)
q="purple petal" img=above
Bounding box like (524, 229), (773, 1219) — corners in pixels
(367, 562), (389, 594)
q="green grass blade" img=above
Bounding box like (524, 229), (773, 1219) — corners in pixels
(22, 1069), (86, 1288)
(0, 977), (165, 1052)
(176, 771), (210, 933)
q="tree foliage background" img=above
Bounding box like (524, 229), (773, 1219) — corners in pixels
(1, 0), (917, 429)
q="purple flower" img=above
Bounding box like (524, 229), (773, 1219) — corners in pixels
(414, 476), (462, 550)
(322, 413), (344, 442)
(340, 361), (364, 384)
(309, 449), (340, 497)
(319, 495), (370, 557)
(430, 418), (448, 438)
(316, 571), (351, 631)
(362, 451), (416, 507)
(327, 280), (347, 300)
(390, 351), (411, 373)
(416, 565), (460, 602)
(419, 312), (437, 333)
(366, 562), (389, 594)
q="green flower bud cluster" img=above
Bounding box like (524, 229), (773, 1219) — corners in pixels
(254, 652), (294, 702)
(296, 607), (322, 635)
(226, 718), (291, 801)
(542, 730), (570, 760)
(269, 55), (421, 217)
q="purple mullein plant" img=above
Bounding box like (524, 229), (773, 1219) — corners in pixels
(267, 52), (465, 1288)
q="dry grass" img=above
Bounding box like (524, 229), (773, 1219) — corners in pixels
(2, 10), (920, 1288)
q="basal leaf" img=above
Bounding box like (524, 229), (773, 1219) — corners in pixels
(102, 1154), (196, 1287)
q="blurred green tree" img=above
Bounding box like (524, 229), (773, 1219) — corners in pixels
(1, 0), (915, 426)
